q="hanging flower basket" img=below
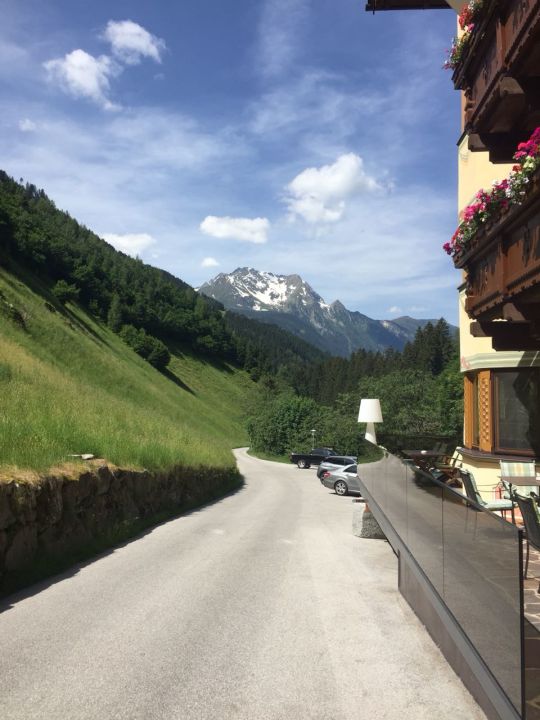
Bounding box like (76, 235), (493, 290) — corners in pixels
(444, 127), (540, 261)
(443, 0), (484, 71)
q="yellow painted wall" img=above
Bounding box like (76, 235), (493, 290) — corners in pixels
(458, 286), (492, 370)
(457, 135), (513, 214)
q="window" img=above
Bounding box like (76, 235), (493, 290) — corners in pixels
(465, 368), (540, 456)
(493, 369), (540, 455)
(472, 373), (480, 449)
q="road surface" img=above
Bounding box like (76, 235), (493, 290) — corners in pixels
(0, 449), (485, 719)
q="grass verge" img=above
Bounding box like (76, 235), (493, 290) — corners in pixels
(0, 265), (253, 473)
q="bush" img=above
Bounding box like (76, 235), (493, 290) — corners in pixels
(247, 393), (320, 455)
(119, 324), (170, 370)
(52, 280), (80, 304)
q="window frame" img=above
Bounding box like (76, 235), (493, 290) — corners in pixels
(492, 369), (538, 457)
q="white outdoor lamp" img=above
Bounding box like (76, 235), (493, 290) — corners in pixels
(358, 399), (383, 445)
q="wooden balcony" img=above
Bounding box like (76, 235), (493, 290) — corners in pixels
(453, 0), (540, 163)
(456, 168), (540, 350)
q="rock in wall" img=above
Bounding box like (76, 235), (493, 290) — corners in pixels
(0, 463), (241, 595)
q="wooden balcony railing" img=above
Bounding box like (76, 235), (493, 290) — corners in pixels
(453, 0), (540, 163)
(456, 168), (540, 350)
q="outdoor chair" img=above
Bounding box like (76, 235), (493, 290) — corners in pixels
(428, 447), (463, 481)
(513, 492), (540, 590)
(459, 469), (514, 518)
(499, 459), (538, 497)
(499, 460), (538, 524)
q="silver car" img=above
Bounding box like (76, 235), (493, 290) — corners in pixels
(320, 464), (361, 496)
(316, 455), (357, 479)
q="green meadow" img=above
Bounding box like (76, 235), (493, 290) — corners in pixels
(0, 266), (253, 475)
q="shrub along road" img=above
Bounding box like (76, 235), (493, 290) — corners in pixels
(0, 449), (484, 720)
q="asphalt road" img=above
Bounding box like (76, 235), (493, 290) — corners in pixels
(0, 449), (485, 720)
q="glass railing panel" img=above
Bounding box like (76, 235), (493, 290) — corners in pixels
(405, 463), (444, 596)
(357, 447), (525, 715)
(442, 487), (522, 714)
(524, 619), (540, 720)
(381, 451), (408, 545)
(357, 455), (384, 498)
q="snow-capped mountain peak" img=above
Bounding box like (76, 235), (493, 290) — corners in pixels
(200, 268), (325, 313)
(199, 268), (450, 357)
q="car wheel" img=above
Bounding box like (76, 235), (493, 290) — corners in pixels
(297, 459), (306, 469)
(334, 480), (348, 496)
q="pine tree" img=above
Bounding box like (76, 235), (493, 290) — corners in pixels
(107, 293), (123, 332)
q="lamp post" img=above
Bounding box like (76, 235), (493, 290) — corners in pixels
(358, 399), (383, 445)
(355, 398), (386, 540)
(310, 429), (316, 449)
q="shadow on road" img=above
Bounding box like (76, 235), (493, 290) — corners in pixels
(0, 478), (246, 614)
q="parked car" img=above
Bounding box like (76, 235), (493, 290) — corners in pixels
(320, 464), (361, 496)
(289, 447), (336, 469)
(317, 455), (357, 479)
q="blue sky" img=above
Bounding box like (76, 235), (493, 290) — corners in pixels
(0, 0), (462, 322)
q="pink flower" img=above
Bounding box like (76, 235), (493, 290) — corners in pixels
(445, 127), (540, 260)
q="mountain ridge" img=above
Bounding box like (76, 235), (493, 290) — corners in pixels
(199, 267), (454, 357)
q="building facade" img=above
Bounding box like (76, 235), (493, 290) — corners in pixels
(367, 0), (540, 496)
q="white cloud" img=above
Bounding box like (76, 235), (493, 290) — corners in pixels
(257, 0), (309, 79)
(103, 20), (165, 65)
(43, 49), (119, 110)
(201, 257), (219, 268)
(387, 306), (402, 314)
(285, 153), (380, 224)
(102, 232), (156, 256)
(19, 118), (36, 132)
(0, 40), (30, 81)
(200, 216), (270, 244)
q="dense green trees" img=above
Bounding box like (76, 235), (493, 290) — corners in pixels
(247, 393), (320, 456)
(248, 320), (462, 455)
(298, 319), (458, 401)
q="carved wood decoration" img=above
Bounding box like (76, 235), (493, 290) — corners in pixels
(478, 370), (493, 453)
(464, 374), (474, 448)
(453, 0), (540, 162)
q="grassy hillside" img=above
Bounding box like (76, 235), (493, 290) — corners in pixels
(0, 264), (253, 475)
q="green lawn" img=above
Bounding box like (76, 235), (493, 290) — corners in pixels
(0, 267), (253, 474)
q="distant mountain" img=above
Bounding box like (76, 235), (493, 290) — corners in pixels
(199, 268), (453, 357)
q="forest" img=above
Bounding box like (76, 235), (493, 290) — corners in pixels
(247, 319), (462, 459)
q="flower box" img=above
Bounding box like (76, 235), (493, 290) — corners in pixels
(459, 166), (540, 325)
(445, 129), (540, 342)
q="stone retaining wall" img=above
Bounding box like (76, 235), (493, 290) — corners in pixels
(0, 463), (241, 595)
